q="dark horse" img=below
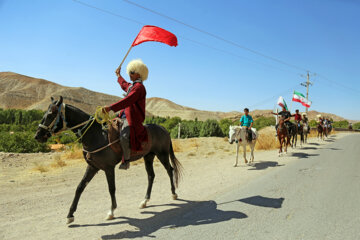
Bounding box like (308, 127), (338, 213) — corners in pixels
(287, 122), (297, 148)
(35, 97), (182, 224)
(293, 122), (304, 148)
(317, 123), (325, 140)
(277, 118), (290, 156)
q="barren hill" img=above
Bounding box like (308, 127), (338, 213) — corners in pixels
(0, 72), (349, 122)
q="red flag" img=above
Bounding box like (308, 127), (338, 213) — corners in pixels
(132, 25), (178, 47)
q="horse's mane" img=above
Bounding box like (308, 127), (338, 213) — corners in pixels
(66, 104), (91, 118)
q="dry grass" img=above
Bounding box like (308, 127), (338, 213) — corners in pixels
(33, 163), (49, 173)
(172, 140), (182, 152)
(189, 139), (200, 149)
(187, 152), (196, 157)
(51, 155), (67, 168)
(255, 132), (280, 150)
(62, 144), (83, 160)
(206, 151), (215, 156)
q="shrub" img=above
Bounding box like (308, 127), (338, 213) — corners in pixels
(170, 120), (202, 138)
(353, 122), (360, 130)
(253, 117), (276, 131)
(309, 120), (317, 128)
(332, 120), (349, 128)
(0, 132), (50, 153)
(200, 119), (223, 137)
(219, 118), (233, 136)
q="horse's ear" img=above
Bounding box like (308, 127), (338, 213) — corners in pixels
(57, 96), (63, 106)
(51, 96), (54, 102)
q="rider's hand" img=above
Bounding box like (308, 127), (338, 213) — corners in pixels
(115, 67), (121, 77)
(102, 106), (111, 113)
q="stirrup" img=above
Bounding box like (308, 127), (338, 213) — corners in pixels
(119, 160), (130, 170)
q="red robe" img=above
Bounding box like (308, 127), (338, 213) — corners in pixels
(110, 76), (148, 151)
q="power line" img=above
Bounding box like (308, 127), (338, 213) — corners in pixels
(72, 0), (302, 77)
(122, 0), (359, 96)
(123, 0), (309, 72)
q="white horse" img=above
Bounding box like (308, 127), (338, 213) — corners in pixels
(228, 126), (257, 167)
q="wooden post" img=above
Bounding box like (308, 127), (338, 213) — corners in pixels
(178, 123), (181, 139)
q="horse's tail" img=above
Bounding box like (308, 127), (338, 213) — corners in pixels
(169, 140), (183, 188)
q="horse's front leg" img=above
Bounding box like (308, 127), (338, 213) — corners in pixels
(67, 165), (99, 224)
(278, 137), (282, 157)
(234, 142), (239, 167)
(243, 144), (248, 164)
(105, 168), (117, 220)
(250, 142), (255, 163)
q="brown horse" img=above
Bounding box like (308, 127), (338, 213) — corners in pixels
(277, 118), (290, 156)
(317, 120), (326, 140)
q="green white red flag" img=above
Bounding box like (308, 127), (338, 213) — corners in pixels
(292, 90), (312, 108)
(277, 96), (288, 110)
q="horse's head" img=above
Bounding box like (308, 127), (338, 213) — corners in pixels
(35, 96), (65, 143)
(228, 126), (238, 144)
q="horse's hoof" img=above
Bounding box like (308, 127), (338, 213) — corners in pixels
(139, 199), (149, 209)
(67, 217), (74, 224)
(106, 214), (114, 220)
(233, 164), (237, 167)
(172, 194), (178, 200)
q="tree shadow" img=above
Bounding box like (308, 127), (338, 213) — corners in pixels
(219, 195), (285, 209)
(248, 161), (284, 170)
(291, 152), (320, 159)
(69, 199), (247, 239)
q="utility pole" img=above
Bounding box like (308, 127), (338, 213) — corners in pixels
(301, 71), (314, 113)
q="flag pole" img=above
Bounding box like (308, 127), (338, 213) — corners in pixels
(117, 45), (133, 70)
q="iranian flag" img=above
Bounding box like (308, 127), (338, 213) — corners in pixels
(277, 96), (288, 110)
(292, 90), (312, 108)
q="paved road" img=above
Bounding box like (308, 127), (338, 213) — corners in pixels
(101, 134), (360, 239)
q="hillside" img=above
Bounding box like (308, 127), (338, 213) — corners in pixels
(0, 72), (350, 122)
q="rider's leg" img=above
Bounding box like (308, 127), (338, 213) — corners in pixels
(119, 120), (131, 170)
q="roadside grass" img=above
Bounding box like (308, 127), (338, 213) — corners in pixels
(33, 163), (49, 173)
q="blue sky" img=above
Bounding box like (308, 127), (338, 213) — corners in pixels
(1, 0), (359, 120)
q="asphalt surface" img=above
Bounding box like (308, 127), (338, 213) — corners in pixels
(101, 134), (360, 240)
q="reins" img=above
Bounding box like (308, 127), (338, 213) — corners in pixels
(39, 104), (119, 156)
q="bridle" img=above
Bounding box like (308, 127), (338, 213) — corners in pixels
(38, 103), (92, 137)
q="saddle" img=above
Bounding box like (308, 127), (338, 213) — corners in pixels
(108, 118), (152, 162)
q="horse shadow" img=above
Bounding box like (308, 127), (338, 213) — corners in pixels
(248, 161), (284, 170)
(325, 147), (341, 151)
(325, 139), (335, 142)
(70, 199), (247, 239)
(291, 152), (320, 159)
(308, 143), (320, 146)
(301, 147), (318, 150)
(219, 195), (285, 209)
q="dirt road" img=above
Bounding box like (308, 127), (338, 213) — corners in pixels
(0, 133), (354, 239)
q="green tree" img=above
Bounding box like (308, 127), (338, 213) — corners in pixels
(253, 117), (276, 130)
(353, 122), (360, 130)
(309, 120), (317, 127)
(332, 120), (349, 128)
(0, 132), (50, 153)
(200, 119), (223, 137)
(219, 118), (233, 136)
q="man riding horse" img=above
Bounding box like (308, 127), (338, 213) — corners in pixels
(302, 112), (310, 133)
(240, 108), (254, 141)
(103, 59), (149, 170)
(272, 106), (294, 137)
(293, 109), (302, 132)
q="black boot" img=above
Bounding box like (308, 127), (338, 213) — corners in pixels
(119, 159), (130, 170)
